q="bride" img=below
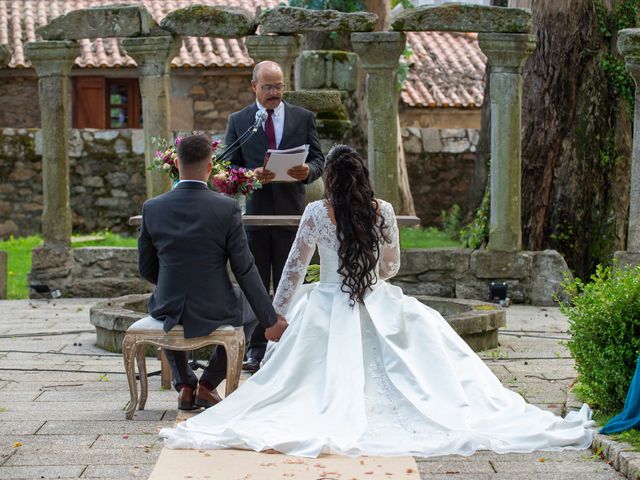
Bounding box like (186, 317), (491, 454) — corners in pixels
(160, 144), (594, 458)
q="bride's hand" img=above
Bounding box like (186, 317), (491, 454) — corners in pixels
(265, 315), (288, 342)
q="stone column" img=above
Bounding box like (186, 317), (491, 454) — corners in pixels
(351, 32), (406, 210)
(618, 29), (640, 253)
(25, 41), (78, 247)
(245, 35), (302, 90)
(122, 36), (180, 199)
(478, 33), (535, 252)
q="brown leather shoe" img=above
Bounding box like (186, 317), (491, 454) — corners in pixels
(177, 386), (197, 411)
(195, 384), (222, 409)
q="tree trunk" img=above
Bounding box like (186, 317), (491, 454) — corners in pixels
(397, 119), (416, 215)
(366, 0), (390, 31)
(520, 0), (631, 277)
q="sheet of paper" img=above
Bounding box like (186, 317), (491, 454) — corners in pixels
(264, 144), (309, 182)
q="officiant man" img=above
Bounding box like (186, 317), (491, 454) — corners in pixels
(224, 61), (324, 371)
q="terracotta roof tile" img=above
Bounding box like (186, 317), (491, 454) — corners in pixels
(401, 31), (485, 109)
(0, 1), (486, 108)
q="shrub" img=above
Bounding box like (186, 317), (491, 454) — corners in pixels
(560, 263), (640, 413)
(440, 204), (461, 241)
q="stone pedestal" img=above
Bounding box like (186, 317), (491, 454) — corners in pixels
(617, 29), (640, 252)
(122, 36), (180, 199)
(245, 35), (302, 90)
(351, 32), (406, 210)
(25, 40), (78, 248)
(478, 33), (535, 252)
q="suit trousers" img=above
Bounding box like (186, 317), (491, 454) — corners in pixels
(163, 286), (259, 391)
(245, 227), (297, 361)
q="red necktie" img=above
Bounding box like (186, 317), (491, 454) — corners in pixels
(265, 109), (276, 150)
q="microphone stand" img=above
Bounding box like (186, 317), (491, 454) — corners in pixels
(217, 119), (263, 164)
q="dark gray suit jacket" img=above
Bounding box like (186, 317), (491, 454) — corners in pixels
(224, 101), (324, 220)
(138, 182), (277, 338)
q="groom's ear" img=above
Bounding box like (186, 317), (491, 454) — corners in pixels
(175, 157), (180, 171)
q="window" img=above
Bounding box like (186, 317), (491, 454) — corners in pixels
(73, 77), (142, 129)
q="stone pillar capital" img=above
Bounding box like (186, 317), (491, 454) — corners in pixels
(245, 35), (303, 90)
(122, 36), (181, 76)
(25, 40), (78, 77)
(245, 34), (302, 63)
(478, 32), (535, 73)
(351, 32), (406, 71)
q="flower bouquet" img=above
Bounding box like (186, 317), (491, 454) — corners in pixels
(150, 134), (262, 198)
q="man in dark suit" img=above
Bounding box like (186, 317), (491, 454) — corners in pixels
(225, 61), (324, 371)
(138, 134), (288, 410)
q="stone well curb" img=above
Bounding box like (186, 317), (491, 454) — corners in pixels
(592, 433), (640, 480)
(567, 387), (640, 479)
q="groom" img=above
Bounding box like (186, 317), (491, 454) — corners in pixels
(138, 134), (288, 410)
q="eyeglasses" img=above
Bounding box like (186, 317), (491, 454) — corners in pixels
(260, 83), (285, 93)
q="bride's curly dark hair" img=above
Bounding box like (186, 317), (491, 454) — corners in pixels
(324, 145), (389, 305)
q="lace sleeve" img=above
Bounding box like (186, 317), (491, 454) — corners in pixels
(273, 203), (318, 316)
(379, 201), (401, 280)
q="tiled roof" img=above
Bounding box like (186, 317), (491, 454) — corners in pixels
(0, 1), (486, 109)
(402, 31), (485, 109)
(0, 0), (279, 69)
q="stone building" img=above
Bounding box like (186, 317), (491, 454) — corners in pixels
(0, 0), (486, 236)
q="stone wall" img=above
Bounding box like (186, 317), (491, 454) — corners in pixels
(391, 248), (570, 306)
(402, 127), (481, 225)
(0, 125), (482, 237)
(0, 128), (146, 237)
(0, 76), (40, 128)
(46, 245), (567, 306)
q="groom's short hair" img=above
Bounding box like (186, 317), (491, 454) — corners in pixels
(177, 135), (211, 166)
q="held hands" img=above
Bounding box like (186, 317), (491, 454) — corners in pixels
(265, 315), (288, 342)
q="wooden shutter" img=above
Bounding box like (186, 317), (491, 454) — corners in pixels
(73, 77), (106, 128)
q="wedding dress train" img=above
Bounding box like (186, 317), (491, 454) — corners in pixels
(159, 200), (594, 458)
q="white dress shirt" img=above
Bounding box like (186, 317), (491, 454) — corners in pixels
(177, 179), (208, 187)
(256, 100), (285, 149)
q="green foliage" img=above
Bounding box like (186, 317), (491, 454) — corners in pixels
(288, 0), (365, 11)
(560, 263), (640, 413)
(0, 232), (137, 299)
(459, 186), (489, 250)
(440, 204), (461, 241)
(391, 0), (413, 7)
(397, 45), (413, 92)
(595, 0), (640, 112)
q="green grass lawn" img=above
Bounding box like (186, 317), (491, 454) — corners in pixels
(0, 227), (461, 300)
(400, 226), (464, 249)
(0, 231), (137, 299)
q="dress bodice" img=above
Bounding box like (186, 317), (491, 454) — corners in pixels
(273, 200), (401, 315)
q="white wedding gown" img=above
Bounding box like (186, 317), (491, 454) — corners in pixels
(159, 200), (594, 458)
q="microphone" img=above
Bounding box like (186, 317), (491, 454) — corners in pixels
(217, 110), (268, 163)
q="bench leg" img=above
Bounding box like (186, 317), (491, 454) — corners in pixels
(122, 334), (138, 420)
(159, 348), (172, 390)
(136, 345), (148, 410)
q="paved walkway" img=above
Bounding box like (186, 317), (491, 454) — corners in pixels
(0, 299), (624, 479)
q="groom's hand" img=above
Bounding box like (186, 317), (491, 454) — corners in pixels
(265, 315), (288, 342)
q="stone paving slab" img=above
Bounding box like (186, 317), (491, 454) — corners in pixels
(0, 421), (45, 435)
(36, 420), (174, 435)
(81, 464), (153, 478)
(91, 434), (162, 450)
(5, 448), (158, 466)
(0, 465), (85, 479)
